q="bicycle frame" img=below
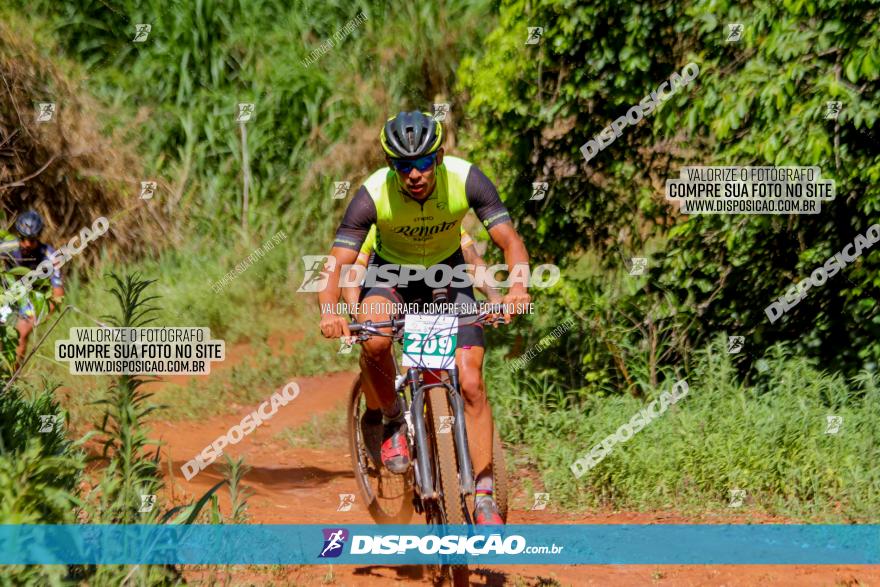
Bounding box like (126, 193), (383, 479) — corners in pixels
(349, 307), (503, 515)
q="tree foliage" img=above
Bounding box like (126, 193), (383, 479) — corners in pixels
(459, 0), (880, 378)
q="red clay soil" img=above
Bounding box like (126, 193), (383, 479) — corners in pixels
(148, 347), (880, 586)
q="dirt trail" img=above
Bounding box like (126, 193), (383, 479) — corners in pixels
(150, 349), (880, 586)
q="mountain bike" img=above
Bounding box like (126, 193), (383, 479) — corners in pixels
(346, 295), (509, 586)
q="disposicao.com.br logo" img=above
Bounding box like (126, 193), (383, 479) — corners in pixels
(319, 529), (563, 557)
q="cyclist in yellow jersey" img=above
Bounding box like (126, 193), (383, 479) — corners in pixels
(341, 225), (502, 309)
(319, 111), (530, 525)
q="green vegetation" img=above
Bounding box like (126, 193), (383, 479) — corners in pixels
(0, 275), (228, 585)
(488, 336), (880, 521)
(0, 385), (82, 585)
(1, 2), (879, 567)
(460, 0), (880, 520)
(0, 384), (81, 524)
(460, 0), (880, 381)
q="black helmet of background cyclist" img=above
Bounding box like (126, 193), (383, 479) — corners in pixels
(380, 111), (443, 159)
(15, 210), (44, 239)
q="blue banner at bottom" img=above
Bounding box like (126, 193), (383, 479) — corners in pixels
(0, 525), (877, 565)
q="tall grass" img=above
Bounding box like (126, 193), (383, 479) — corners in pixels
(79, 273), (225, 585)
(10, 0), (494, 242)
(5, 0), (496, 432)
(487, 335), (880, 521)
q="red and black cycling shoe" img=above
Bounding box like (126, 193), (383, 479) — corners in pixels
(473, 495), (504, 525)
(381, 418), (411, 474)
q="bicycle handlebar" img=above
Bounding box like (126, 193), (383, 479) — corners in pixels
(347, 303), (511, 337)
(347, 318), (407, 334)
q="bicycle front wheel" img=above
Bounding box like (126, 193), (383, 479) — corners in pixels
(426, 385), (469, 586)
(348, 375), (413, 524)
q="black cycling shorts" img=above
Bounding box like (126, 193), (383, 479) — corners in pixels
(358, 249), (484, 349)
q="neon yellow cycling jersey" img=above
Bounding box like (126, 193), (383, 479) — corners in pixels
(333, 156), (510, 265)
(356, 225), (474, 267)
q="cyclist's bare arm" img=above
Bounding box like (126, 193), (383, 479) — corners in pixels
(341, 279), (361, 310)
(318, 246), (359, 338)
(341, 254), (366, 310)
(461, 242), (502, 303)
(487, 222), (531, 319)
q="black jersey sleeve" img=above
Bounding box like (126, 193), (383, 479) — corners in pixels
(332, 187), (377, 251)
(465, 165), (511, 229)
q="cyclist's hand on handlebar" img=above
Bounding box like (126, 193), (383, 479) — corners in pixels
(320, 313), (351, 339)
(501, 290), (531, 323)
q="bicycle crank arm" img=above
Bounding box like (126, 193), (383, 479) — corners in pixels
(447, 369), (475, 496)
(408, 369), (438, 500)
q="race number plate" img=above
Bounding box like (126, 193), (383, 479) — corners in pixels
(402, 314), (458, 369)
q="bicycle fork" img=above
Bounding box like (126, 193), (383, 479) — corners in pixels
(408, 367), (476, 502)
(447, 368), (476, 496)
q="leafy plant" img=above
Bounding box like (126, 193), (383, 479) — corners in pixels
(90, 272), (163, 523)
(221, 454), (254, 523)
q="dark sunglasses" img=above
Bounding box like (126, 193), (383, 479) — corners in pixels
(390, 153), (437, 173)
